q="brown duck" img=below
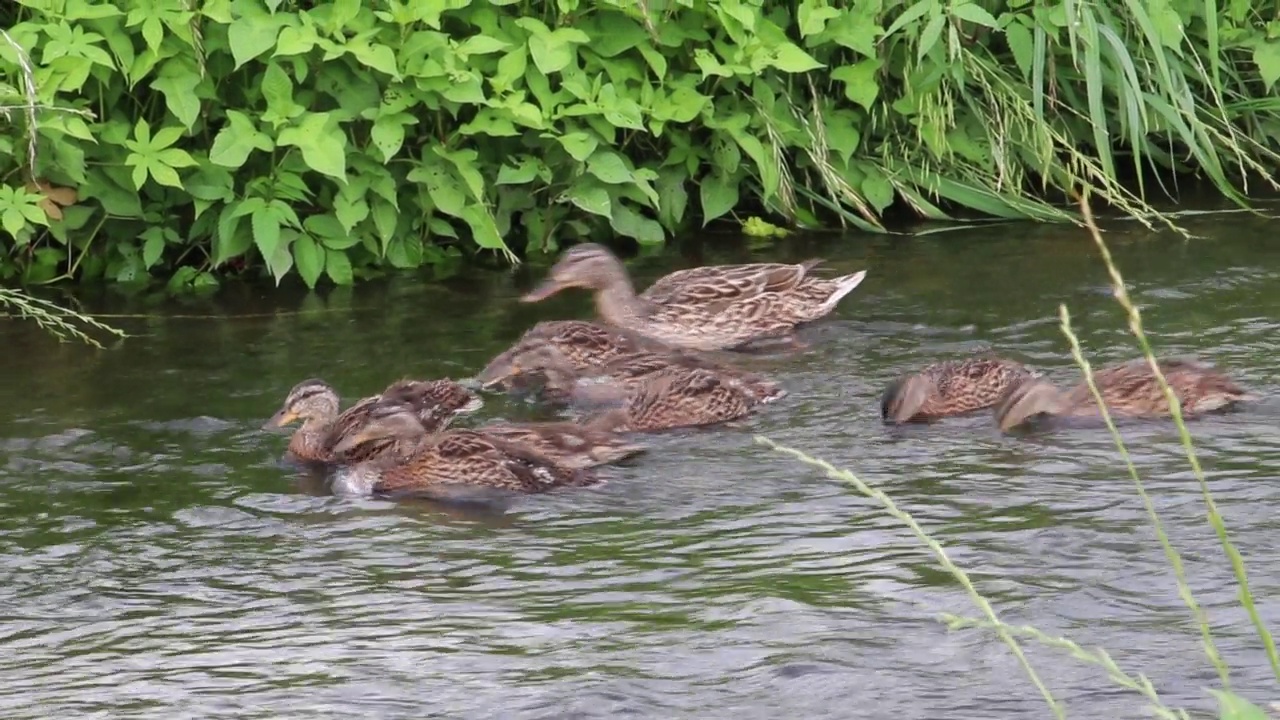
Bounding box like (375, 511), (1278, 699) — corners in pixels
(327, 404), (599, 496)
(475, 319), (656, 395)
(994, 357), (1254, 432)
(521, 244), (867, 351)
(264, 378), (483, 464)
(881, 357), (1035, 424)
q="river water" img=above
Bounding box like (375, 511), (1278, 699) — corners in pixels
(2, 211), (1279, 718)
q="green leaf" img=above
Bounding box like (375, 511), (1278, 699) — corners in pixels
(1210, 690), (1269, 720)
(918, 13), (947, 61)
(586, 150), (634, 184)
(252, 206), (282, 264)
(143, 231), (165, 268)
(209, 110), (274, 168)
(277, 112), (348, 181)
(557, 132), (599, 162)
(564, 178), (612, 217)
(151, 66), (202, 130)
(325, 247), (354, 285)
(700, 171), (739, 225)
(372, 111), (414, 161)
(228, 17), (279, 69)
(656, 167), (688, 229)
(497, 156), (541, 185)
(1004, 20), (1035, 80)
(335, 187), (369, 232)
(798, 0), (841, 36)
(610, 202), (664, 245)
(459, 204), (509, 255)
(148, 162), (184, 189)
(1255, 40), (1280, 90)
(830, 60), (882, 112)
(951, 2), (999, 28)
(2, 207), (26, 237)
(293, 233), (325, 288)
(409, 161), (468, 217)
(860, 167), (896, 213)
(457, 35), (509, 55)
(274, 25), (317, 56)
(350, 42), (400, 79)
(769, 42), (824, 73)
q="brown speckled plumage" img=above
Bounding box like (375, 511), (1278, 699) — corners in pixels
(995, 357), (1253, 432)
(881, 357), (1035, 424)
(327, 405), (600, 496)
(264, 378), (483, 465)
(521, 244), (867, 351)
(475, 320), (654, 396)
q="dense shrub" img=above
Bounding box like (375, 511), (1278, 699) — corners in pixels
(1, 0), (1278, 289)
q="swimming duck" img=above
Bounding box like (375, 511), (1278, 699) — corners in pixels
(521, 244), (868, 351)
(480, 343), (787, 410)
(475, 408), (646, 469)
(327, 404), (598, 496)
(994, 357), (1253, 432)
(263, 378), (483, 464)
(881, 356), (1035, 424)
(475, 320), (657, 395)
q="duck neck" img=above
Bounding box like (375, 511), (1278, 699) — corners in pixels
(289, 414), (336, 459)
(591, 265), (649, 329)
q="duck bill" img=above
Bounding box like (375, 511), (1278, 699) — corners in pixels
(262, 409), (298, 430)
(521, 279), (565, 303)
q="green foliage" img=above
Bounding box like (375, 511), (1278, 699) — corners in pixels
(1, 0), (1279, 289)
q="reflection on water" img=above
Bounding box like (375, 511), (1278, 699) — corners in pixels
(2, 211), (1280, 718)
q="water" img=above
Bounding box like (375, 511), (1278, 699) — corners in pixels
(3, 212), (1280, 718)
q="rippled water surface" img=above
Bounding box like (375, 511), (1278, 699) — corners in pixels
(4, 213), (1280, 718)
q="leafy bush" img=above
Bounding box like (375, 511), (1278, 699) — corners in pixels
(2, 0), (1279, 289)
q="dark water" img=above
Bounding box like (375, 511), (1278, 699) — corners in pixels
(3, 212), (1280, 718)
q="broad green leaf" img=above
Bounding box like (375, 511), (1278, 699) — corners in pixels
(587, 150), (634, 184)
(830, 60), (881, 112)
(564, 178), (611, 217)
(700, 171), (739, 225)
(860, 167), (896, 213)
(1255, 40), (1280, 90)
(769, 42), (824, 73)
(292, 233), (325, 288)
(918, 14), (947, 61)
(459, 204), (510, 256)
(610, 202), (664, 245)
(148, 162), (184, 189)
(277, 112), (348, 181)
(408, 162), (467, 217)
(252, 206), (282, 263)
(372, 111), (414, 161)
(334, 187), (369, 232)
(274, 25), (317, 56)
(151, 67), (202, 130)
(557, 132), (599, 162)
(798, 0), (841, 36)
(325, 247), (354, 285)
(656, 167), (688, 229)
(497, 156), (541, 185)
(264, 229), (295, 285)
(143, 231), (165, 268)
(228, 17), (279, 69)
(1004, 20), (1035, 80)
(457, 35), (509, 55)
(349, 42), (400, 79)
(209, 110), (274, 168)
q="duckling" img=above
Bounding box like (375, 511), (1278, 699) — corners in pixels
(477, 410), (645, 469)
(995, 357), (1254, 432)
(327, 404), (598, 497)
(263, 378), (483, 464)
(521, 244), (867, 351)
(881, 357), (1035, 424)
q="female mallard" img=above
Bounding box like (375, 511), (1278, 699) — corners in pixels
(598, 365), (779, 432)
(263, 378), (483, 464)
(475, 320), (656, 395)
(994, 357), (1253, 432)
(480, 343), (787, 408)
(521, 244), (868, 351)
(327, 404), (598, 497)
(881, 356), (1035, 424)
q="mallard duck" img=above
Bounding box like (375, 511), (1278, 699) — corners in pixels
(881, 356), (1035, 424)
(476, 410), (645, 469)
(479, 343), (787, 408)
(521, 244), (868, 351)
(995, 357), (1254, 432)
(599, 365), (778, 431)
(263, 378), (483, 464)
(475, 320), (655, 394)
(327, 404), (598, 496)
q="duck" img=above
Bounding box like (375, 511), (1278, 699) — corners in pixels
(479, 342), (787, 410)
(520, 244), (868, 351)
(881, 356), (1035, 424)
(263, 377), (483, 464)
(475, 320), (657, 395)
(326, 403), (599, 496)
(475, 409), (647, 469)
(994, 357), (1254, 432)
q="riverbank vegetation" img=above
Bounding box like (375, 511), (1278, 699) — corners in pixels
(761, 194), (1278, 719)
(1, 0), (1278, 289)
